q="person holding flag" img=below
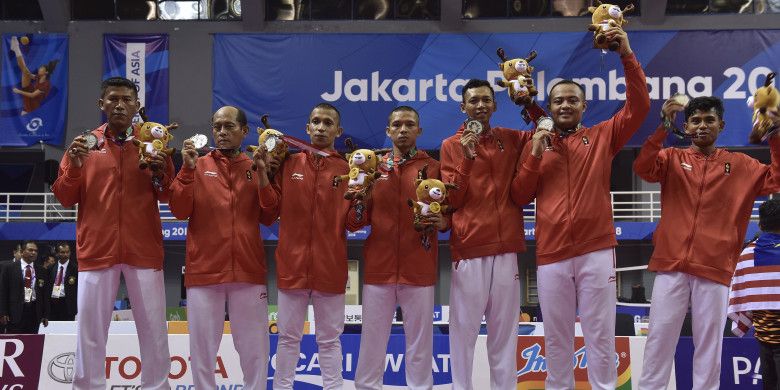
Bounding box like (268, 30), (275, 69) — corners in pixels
(729, 198), (780, 390)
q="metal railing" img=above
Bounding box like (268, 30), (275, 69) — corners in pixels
(0, 191), (767, 223)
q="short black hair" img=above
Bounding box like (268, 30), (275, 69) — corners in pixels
(548, 79), (587, 100)
(684, 96), (724, 121)
(55, 242), (70, 252)
(388, 106), (419, 124)
(312, 103), (341, 125)
(101, 77), (139, 99)
(760, 199), (780, 232)
(461, 79), (495, 101)
(22, 240), (37, 250)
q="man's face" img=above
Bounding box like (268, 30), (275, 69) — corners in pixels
(306, 107), (342, 149)
(43, 256), (56, 270)
(549, 84), (587, 130)
(99, 86), (140, 132)
(684, 108), (724, 149)
(56, 246), (71, 263)
(386, 111), (421, 151)
(211, 107), (248, 150)
(21, 243), (37, 263)
(460, 86), (496, 125)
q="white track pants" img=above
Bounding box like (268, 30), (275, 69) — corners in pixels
(187, 282), (269, 390)
(639, 271), (728, 390)
(449, 253), (521, 390)
(355, 283), (434, 390)
(273, 289), (345, 390)
(73, 264), (170, 390)
(537, 248), (616, 390)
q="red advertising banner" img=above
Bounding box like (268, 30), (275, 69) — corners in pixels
(516, 336), (632, 389)
(0, 335), (46, 389)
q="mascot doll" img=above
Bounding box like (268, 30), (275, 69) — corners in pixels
(247, 114), (289, 170)
(334, 148), (382, 200)
(407, 165), (456, 249)
(748, 72), (780, 144)
(132, 118), (177, 170)
(587, 1), (634, 51)
(496, 48), (538, 105)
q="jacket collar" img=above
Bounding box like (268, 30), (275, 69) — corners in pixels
(209, 149), (250, 164)
(685, 146), (723, 160)
(98, 123), (137, 144)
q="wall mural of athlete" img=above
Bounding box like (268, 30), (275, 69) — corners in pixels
(8, 35), (59, 115)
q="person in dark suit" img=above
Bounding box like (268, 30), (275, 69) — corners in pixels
(0, 240), (49, 333)
(45, 242), (77, 321)
(0, 243), (22, 334)
(11, 243), (21, 263)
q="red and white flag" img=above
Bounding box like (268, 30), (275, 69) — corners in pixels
(727, 240), (780, 336)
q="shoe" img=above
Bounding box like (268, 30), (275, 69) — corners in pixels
(9, 36), (20, 56)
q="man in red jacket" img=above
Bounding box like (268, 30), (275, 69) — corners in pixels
(52, 77), (173, 390)
(271, 103), (353, 390)
(512, 27), (649, 390)
(635, 96), (780, 389)
(169, 106), (278, 389)
(440, 78), (546, 390)
(349, 106), (446, 389)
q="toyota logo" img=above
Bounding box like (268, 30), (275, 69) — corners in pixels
(48, 352), (75, 383)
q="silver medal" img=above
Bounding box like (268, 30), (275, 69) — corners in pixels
(671, 93), (690, 107)
(536, 117), (554, 132)
(465, 119), (483, 135)
(83, 133), (98, 150)
(189, 134), (209, 149)
(264, 136), (278, 151)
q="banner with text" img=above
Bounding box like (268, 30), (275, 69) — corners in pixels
(103, 34), (169, 125)
(0, 33), (68, 146)
(214, 31), (780, 149)
(2, 334), (772, 389)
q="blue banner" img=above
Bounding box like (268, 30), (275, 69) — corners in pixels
(213, 31), (780, 149)
(0, 221), (760, 242)
(267, 334), (452, 389)
(0, 34), (68, 146)
(103, 34), (169, 124)
(675, 336), (763, 389)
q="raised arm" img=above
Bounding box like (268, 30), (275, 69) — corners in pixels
(440, 137), (473, 209)
(263, 170), (284, 222)
(51, 154), (83, 208)
(252, 147), (281, 226)
(52, 136), (92, 208)
(259, 184), (281, 226)
(632, 126), (670, 184)
(168, 140), (197, 220)
(520, 101), (549, 125)
(755, 134), (780, 196)
(150, 154), (175, 203)
(511, 129), (550, 206)
(604, 28), (651, 155)
(633, 97), (685, 183)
